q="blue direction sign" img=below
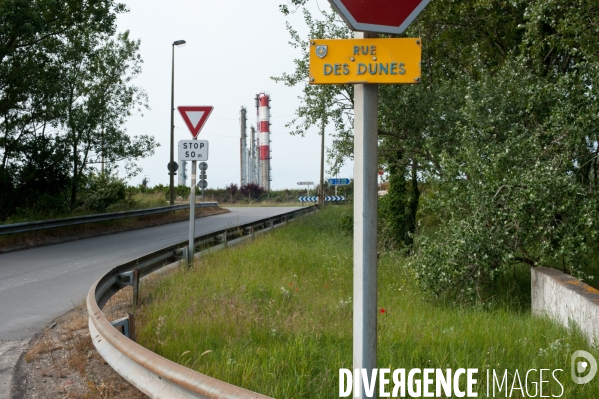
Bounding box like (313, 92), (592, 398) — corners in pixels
(327, 178), (351, 186)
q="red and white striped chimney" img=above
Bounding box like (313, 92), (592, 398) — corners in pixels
(258, 93), (270, 190)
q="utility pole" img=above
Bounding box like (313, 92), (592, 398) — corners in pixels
(169, 45), (176, 205)
(169, 39), (186, 205)
(319, 105), (326, 207)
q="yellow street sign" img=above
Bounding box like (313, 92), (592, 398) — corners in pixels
(309, 38), (421, 85)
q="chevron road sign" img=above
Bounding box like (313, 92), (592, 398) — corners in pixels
(327, 178), (351, 186)
(299, 196), (345, 202)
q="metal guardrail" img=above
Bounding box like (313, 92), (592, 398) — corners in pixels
(87, 206), (317, 399)
(0, 203), (218, 236)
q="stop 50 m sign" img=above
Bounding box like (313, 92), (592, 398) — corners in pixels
(178, 140), (209, 161)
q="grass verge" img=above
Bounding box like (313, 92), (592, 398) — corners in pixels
(135, 206), (598, 398)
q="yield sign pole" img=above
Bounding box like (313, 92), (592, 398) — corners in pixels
(353, 31), (379, 399)
(178, 106), (213, 264)
(188, 136), (197, 264)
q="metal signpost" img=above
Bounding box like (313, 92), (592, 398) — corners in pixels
(317, 1), (429, 397)
(177, 106), (213, 264)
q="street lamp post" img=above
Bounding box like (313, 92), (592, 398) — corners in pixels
(169, 39), (186, 205)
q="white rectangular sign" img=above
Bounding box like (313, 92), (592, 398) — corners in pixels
(178, 140), (209, 161)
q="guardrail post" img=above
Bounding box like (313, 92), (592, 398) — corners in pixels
(184, 245), (192, 266)
(117, 271), (134, 289)
(110, 316), (131, 338)
(132, 269), (140, 308)
(250, 226), (255, 240)
(128, 313), (136, 342)
(224, 231), (228, 248)
(175, 246), (188, 261)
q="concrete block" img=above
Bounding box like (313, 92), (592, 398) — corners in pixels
(531, 267), (599, 345)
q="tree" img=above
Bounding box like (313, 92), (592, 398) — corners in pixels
(274, 6), (420, 247)
(408, 0), (599, 301)
(51, 29), (154, 208)
(0, 0), (130, 219)
(278, 0), (599, 302)
(226, 183), (239, 203)
(272, 8), (353, 175)
(0, 1), (157, 219)
(240, 183), (265, 199)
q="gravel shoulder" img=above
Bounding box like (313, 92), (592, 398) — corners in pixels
(10, 288), (147, 398)
(1, 340), (28, 395)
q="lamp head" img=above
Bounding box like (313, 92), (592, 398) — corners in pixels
(173, 40), (186, 47)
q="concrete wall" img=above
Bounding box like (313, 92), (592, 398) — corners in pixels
(532, 267), (599, 345)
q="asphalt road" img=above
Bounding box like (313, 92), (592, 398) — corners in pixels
(0, 206), (299, 396)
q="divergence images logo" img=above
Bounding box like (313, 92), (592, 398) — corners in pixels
(571, 350), (597, 385)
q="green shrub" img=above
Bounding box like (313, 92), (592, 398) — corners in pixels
(78, 173), (132, 213)
(339, 211), (353, 234)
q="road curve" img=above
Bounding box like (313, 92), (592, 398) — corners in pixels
(0, 206), (299, 395)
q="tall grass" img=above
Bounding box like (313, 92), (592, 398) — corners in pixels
(136, 207), (598, 398)
(129, 192), (169, 209)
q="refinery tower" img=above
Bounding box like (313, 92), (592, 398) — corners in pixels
(240, 93), (271, 190)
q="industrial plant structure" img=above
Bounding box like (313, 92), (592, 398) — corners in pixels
(177, 160), (187, 186)
(240, 93), (271, 190)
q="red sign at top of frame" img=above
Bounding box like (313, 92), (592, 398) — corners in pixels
(328, 0), (431, 35)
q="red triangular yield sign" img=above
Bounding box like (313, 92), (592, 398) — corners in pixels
(178, 106), (214, 138)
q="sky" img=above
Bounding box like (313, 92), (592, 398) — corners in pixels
(116, 0), (354, 190)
